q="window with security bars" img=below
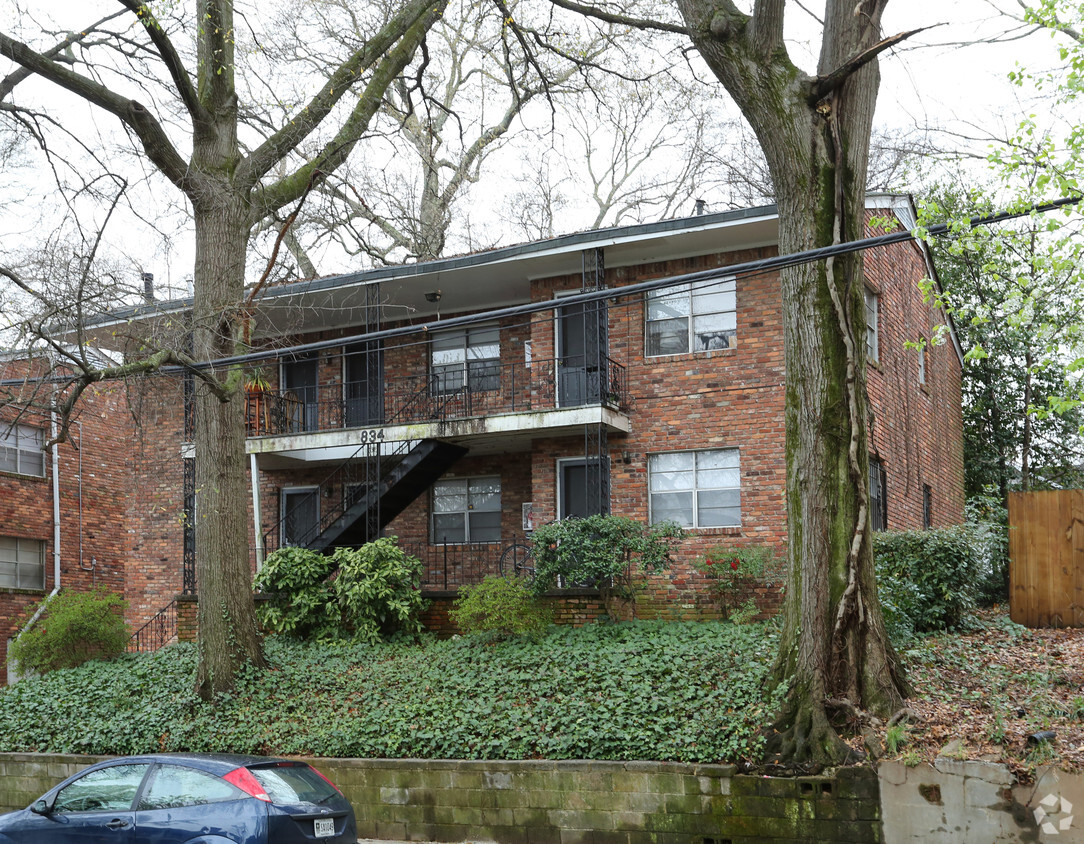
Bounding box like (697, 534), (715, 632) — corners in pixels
(0, 537), (45, 590)
(646, 278), (736, 356)
(648, 449), (740, 528)
(431, 327), (500, 394)
(0, 423), (45, 477)
(432, 477), (502, 543)
(869, 457), (887, 531)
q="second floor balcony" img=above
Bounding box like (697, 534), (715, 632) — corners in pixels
(244, 355), (630, 445)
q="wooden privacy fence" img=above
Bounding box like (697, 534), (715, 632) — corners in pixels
(1010, 489), (1084, 627)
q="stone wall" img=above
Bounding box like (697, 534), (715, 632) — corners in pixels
(0, 754), (882, 844)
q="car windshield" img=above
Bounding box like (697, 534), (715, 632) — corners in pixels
(248, 764), (337, 805)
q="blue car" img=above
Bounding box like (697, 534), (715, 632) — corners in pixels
(0, 753), (357, 843)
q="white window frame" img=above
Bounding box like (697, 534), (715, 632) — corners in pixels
(0, 537), (46, 590)
(431, 476), (502, 544)
(280, 486), (320, 548)
(864, 288), (879, 363)
(917, 337), (927, 385)
(645, 277), (737, 357)
(431, 325), (500, 395)
(648, 448), (741, 528)
(0, 423), (45, 477)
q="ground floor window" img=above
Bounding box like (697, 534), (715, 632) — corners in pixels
(0, 537), (45, 589)
(432, 476), (501, 543)
(648, 448), (740, 528)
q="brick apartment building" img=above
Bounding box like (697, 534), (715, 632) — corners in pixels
(0, 194), (964, 668)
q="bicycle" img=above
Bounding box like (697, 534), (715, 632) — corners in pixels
(498, 540), (535, 579)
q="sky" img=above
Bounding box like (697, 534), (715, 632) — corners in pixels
(0, 0), (1076, 305)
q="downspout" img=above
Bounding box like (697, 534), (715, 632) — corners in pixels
(251, 453), (264, 570)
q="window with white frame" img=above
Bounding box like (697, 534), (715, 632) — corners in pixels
(917, 338), (927, 385)
(0, 537), (45, 589)
(0, 423), (45, 477)
(432, 477), (501, 543)
(646, 278), (736, 356)
(864, 288), (879, 363)
(431, 327), (500, 394)
(648, 449), (740, 528)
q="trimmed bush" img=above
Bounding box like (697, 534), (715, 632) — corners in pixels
(451, 575), (553, 638)
(9, 588), (128, 674)
(874, 526), (982, 638)
(254, 538), (424, 642)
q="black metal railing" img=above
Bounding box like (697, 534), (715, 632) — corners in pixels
(245, 356), (628, 438)
(403, 536), (535, 590)
(261, 440), (413, 557)
(127, 600), (178, 653)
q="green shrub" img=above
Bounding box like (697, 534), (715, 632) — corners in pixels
(528, 515), (683, 612)
(254, 538), (424, 642)
(451, 575), (553, 638)
(9, 588), (129, 674)
(0, 620), (781, 763)
(691, 544), (785, 622)
(874, 526), (982, 636)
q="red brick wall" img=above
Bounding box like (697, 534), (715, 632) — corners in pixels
(0, 368), (131, 683)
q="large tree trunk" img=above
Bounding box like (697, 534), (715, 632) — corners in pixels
(677, 0), (908, 766)
(191, 191), (268, 698)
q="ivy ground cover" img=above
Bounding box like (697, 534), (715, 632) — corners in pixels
(0, 621), (780, 764)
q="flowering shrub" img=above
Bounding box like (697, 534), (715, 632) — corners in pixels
(692, 545), (784, 622)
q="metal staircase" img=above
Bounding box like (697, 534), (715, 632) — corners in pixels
(264, 438), (467, 555)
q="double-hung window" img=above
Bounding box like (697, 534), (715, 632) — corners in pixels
(648, 449), (740, 528)
(0, 537), (45, 589)
(0, 423), (44, 477)
(431, 327), (500, 394)
(432, 477), (501, 543)
(646, 278), (736, 356)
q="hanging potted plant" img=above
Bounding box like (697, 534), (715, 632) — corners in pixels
(244, 369), (273, 435)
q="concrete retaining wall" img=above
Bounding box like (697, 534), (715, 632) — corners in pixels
(0, 754), (882, 844)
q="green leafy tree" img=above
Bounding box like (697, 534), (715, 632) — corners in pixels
(921, 181), (1084, 499)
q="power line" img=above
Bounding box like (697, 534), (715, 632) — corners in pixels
(3, 194), (1080, 386)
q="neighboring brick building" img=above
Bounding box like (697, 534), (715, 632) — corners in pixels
(1, 194), (965, 657)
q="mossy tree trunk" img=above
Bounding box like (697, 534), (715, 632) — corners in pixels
(676, 0), (911, 766)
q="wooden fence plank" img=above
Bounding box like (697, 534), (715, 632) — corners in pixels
(1009, 489), (1084, 628)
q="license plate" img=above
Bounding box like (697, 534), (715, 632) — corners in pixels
(314, 817), (335, 838)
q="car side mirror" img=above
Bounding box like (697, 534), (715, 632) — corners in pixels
(30, 796), (54, 816)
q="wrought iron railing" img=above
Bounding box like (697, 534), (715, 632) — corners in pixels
(245, 356), (628, 438)
(403, 536), (535, 590)
(127, 600), (178, 653)
(261, 440), (414, 557)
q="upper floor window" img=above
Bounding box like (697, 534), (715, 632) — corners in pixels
(864, 288), (879, 363)
(0, 537), (45, 590)
(0, 423), (45, 477)
(649, 448), (740, 528)
(431, 326), (500, 394)
(646, 278), (736, 356)
(869, 456), (887, 531)
(917, 338), (927, 385)
(432, 476), (502, 543)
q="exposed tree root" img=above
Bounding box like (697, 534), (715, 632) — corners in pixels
(764, 687), (866, 772)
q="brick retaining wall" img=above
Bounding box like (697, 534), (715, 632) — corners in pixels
(0, 754), (882, 844)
